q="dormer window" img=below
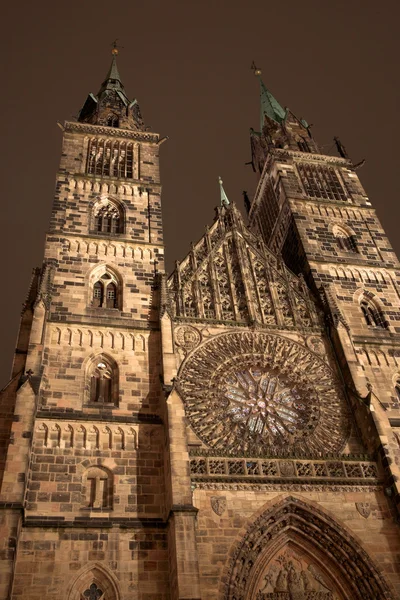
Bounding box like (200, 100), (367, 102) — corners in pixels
(107, 114), (119, 128)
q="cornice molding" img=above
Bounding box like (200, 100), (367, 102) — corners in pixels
(273, 148), (352, 167)
(64, 121), (160, 144)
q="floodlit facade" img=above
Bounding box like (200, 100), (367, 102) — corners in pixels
(0, 52), (399, 599)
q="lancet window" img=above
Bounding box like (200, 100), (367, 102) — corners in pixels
(395, 380), (400, 402)
(92, 272), (119, 309)
(87, 355), (118, 405)
(333, 225), (358, 252)
(106, 114), (119, 128)
(298, 163), (347, 201)
(87, 138), (134, 179)
(84, 466), (113, 509)
(360, 298), (387, 329)
(93, 201), (123, 234)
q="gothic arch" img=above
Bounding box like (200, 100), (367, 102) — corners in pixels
(354, 288), (388, 330)
(83, 353), (119, 406)
(222, 496), (394, 600)
(89, 195), (125, 235)
(331, 223), (358, 253)
(87, 263), (123, 310)
(67, 562), (120, 600)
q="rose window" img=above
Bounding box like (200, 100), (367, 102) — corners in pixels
(224, 368), (308, 441)
(178, 332), (350, 455)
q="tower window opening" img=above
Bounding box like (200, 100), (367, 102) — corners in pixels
(86, 138), (134, 179)
(89, 361), (114, 404)
(91, 271), (119, 309)
(395, 380), (400, 402)
(107, 114), (119, 128)
(298, 163), (347, 202)
(297, 138), (310, 153)
(84, 466), (113, 509)
(360, 299), (387, 329)
(93, 201), (122, 235)
(333, 227), (358, 253)
(93, 281), (104, 307)
(106, 283), (117, 308)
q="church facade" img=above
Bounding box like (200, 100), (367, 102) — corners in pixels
(0, 51), (400, 600)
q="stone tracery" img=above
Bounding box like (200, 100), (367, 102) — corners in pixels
(223, 497), (394, 600)
(178, 331), (349, 455)
(168, 204), (318, 329)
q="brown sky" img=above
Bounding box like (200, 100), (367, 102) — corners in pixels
(1, 0), (399, 387)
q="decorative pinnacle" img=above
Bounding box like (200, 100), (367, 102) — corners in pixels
(251, 60), (262, 77)
(218, 176), (230, 207)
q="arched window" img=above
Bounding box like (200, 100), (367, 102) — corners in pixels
(297, 137), (310, 152)
(83, 583), (104, 600)
(360, 298), (387, 329)
(93, 201), (122, 235)
(333, 225), (358, 253)
(107, 114), (119, 128)
(83, 466), (113, 509)
(93, 281), (103, 307)
(92, 272), (119, 309)
(395, 380), (400, 402)
(87, 355), (118, 405)
(86, 139), (134, 179)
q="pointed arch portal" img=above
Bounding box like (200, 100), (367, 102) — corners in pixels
(223, 497), (393, 600)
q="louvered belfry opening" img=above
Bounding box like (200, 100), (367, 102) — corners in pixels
(87, 138), (134, 179)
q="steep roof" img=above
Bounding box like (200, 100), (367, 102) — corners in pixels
(167, 202), (320, 330)
(78, 50), (145, 131)
(258, 77), (287, 129)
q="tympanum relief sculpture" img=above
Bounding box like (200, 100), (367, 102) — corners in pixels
(256, 550), (341, 599)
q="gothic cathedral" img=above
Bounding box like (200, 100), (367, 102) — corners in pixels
(0, 50), (399, 600)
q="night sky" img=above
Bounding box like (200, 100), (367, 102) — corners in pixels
(1, 0), (399, 387)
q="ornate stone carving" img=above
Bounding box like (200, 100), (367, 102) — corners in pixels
(167, 204), (319, 328)
(257, 549), (336, 598)
(195, 482), (382, 493)
(211, 496), (227, 516)
(178, 331), (350, 456)
(223, 497), (393, 600)
(175, 326), (201, 353)
(278, 461), (295, 477)
(306, 335), (325, 355)
(65, 120), (159, 143)
(189, 455), (379, 484)
(355, 502), (371, 519)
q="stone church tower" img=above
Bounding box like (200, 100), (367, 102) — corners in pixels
(1, 53), (400, 600)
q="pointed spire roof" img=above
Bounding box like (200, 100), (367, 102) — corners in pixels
(218, 176), (230, 206)
(97, 51), (126, 97)
(259, 78), (286, 127)
(78, 44), (146, 131)
(252, 64), (286, 129)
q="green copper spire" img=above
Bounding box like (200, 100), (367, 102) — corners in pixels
(219, 176), (230, 207)
(252, 63), (286, 129)
(97, 46), (126, 96)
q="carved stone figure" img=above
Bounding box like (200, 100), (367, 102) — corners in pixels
(175, 325), (201, 353)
